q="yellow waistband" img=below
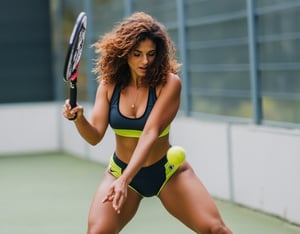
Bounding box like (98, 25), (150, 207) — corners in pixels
(112, 125), (170, 138)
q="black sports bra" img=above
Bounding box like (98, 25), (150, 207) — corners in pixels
(109, 85), (170, 138)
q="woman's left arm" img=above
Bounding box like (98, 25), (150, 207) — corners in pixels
(123, 73), (181, 182)
(104, 73), (181, 213)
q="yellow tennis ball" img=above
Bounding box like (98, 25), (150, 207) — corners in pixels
(167, 146), (186, 166)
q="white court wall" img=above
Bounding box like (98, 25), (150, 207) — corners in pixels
(230, 125), (300, 224)
(0, 103), (61, 153)
(1, 103), (300, 225)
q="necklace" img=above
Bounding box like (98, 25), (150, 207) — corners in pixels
(131, 88), (140, 109)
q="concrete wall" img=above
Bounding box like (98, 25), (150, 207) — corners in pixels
(0, 103), (61, 153)
(1, 102), (299, 224)
(173, 117), (300, 225)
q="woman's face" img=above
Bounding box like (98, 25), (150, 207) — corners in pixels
(127, 38), (156, 80)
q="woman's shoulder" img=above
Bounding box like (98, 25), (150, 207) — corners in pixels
(96, 80), (116, 101)
(167, 72), (181, 83)
(165, 73), (181, 90)
(156, 73), (181, 97)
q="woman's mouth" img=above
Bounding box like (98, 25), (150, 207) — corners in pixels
(139, 67), (147, 73)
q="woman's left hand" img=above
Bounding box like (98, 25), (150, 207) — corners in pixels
(102, 176), (128, 214)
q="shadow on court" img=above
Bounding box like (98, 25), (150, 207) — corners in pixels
(0, 153), (299, 234)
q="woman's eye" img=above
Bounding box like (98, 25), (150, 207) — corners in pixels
(148, 51), (156, 56)
(132, 51), (156, 57)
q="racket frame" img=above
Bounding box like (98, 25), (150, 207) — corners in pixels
(63, 12), (87, 120)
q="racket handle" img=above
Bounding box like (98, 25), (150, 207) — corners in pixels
(69, 81), (77, 120)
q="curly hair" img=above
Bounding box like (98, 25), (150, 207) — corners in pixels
(93, 12), (181, 88)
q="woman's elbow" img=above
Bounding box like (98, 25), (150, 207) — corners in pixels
(87, 134), (103, 146)
(88, 140), (99, 146)
(141, 128), (160, 140)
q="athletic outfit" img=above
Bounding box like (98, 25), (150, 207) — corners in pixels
(108, 85), (179, 197)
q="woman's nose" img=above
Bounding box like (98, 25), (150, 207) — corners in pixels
(142, 55), (148, 64)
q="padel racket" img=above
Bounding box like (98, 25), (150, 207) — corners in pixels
(63, 12), (87, 120)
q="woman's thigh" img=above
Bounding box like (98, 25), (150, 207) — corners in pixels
(87, 171), (142, 234)
(158, 162), (225, 233)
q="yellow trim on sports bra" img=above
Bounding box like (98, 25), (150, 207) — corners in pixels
(113, 125), (170, 138)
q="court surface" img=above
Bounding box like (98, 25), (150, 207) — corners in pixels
(1, 152), (299, 234)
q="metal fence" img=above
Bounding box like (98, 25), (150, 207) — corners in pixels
(51, 0), (300, 127)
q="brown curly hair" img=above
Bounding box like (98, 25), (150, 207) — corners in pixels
(93, 12), (180, 88)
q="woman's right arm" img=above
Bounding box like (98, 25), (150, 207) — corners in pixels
(65, 81), (110, 145)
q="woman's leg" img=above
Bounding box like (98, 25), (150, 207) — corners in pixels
(158, 162), (232, 234)
(87, 171), (142, 234)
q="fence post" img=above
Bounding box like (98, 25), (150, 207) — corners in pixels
(247, 0), (262, 124)
(177, 0), (191, 116)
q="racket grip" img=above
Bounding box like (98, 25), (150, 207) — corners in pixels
(69, 83), (77, 120)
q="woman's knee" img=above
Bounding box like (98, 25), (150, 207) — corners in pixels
(192, 219), (232, 234)
(87, 222), (117, 234)
(87, 211), (119, 234)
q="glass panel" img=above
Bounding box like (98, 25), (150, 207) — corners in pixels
(257, 0), (300, 8)
(93, 0), (125, 36)
(261, 71), (300, 94)
(189, 70), (251, 118)
(188, 44), (249, 65)
(259, 39), (300, 64)
(257, 1), (300, 125)
(187, 19), (248, 42)
(191, 95), (252, 118)
(258, 9), (300, 35)
(262, 98), (300, 123)
(186, 0), (246, 18)
(132, 0), (177, 23)
(189, 71), (250, 91)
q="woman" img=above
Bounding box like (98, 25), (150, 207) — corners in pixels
(63, 12), (232, 234)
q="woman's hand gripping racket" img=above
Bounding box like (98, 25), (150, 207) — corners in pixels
(63, 12), (87, 120)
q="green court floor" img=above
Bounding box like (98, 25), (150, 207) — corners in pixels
(0, 153), (299, 234)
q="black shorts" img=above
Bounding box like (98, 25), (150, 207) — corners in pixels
(108, 153), (180, 197)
